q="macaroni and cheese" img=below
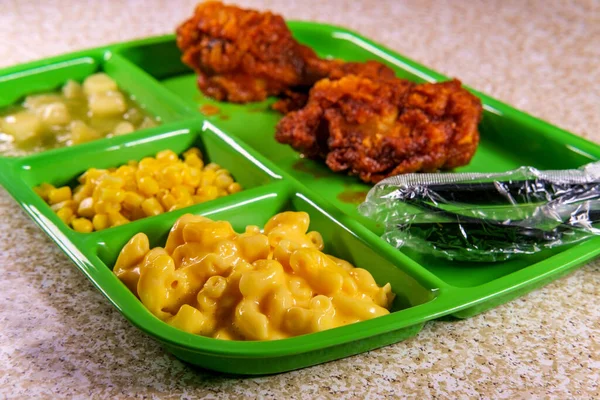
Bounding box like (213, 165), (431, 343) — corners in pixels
(35, 147), (242, 232)
(114, 211), (395, 340)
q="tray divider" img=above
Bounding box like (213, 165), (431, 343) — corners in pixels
(103, 52), (198, 121)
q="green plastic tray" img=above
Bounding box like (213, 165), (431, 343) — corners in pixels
(1, 22), (600, 375)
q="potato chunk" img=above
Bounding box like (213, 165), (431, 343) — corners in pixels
(88, 91), (127, 117)
(1, 111), (43, 144)
(83, 73), (118, 95)
(38, 102), (71, 126)
(113, 121), (134, 136)
(23, 94), (63, 111)
(62, 80), (83, 99)
(70, 120), (101, 144)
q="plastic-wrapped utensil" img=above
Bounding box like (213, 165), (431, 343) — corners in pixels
(358, 162), (600, 262)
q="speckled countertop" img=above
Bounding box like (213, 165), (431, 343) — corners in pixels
(1, 0), (599, 398)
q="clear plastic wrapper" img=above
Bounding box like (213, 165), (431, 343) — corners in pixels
(359, 162), (600, 262)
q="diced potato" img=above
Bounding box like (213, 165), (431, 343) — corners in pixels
(62, 80), (83, 99)
(88, 91), (127, 117)
(113, 121), (135, 136)
(83, 73), (118, 95)
(70, 120), (101, 144)
(38, 102), (70, 126)
(1, 111), (42, 144)
(23, 94), (63, 111)
(138, 116), (157, 130)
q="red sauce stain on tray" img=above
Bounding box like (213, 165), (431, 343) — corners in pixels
(199, 104), (220, 116)
(219, 114), (230, 120)
(336, 189), (369, 204)
(292, 159), (329, 179)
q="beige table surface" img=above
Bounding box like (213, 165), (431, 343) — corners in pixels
(1, 0), (599, 398)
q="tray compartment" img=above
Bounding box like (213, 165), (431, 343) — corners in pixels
(14, 120), (278, 234)
(0, 51), (193, 160)
(85, 185), (441, 374)
(94, 184), (438, 311)
(0, 56), (99, 107)
(0, 51), (188, 125)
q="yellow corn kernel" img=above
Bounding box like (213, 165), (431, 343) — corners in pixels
(156, 191), (174, 210)
(137, 157), (158, 173)
(203, 163), (220, 172)
(122, 177), (137, 192)
(94, 200), (121, 215)
(156, 165), (183, 189)
(92, 213), (110, 231)
(214, 173), (234, 189)
(195, 186), (218, 202)
(182, 167), (201, 187)
(172, 185), (194, 198)
(184, 153), (204, 169)
(156, 188), (169, 198)
(174, 191), (193, 206)
(184, 184), (197, 194)
(56, 207), (75, 225)
(122, 191), (145, 211)
(115, 165), (135, 177)
(141, 197), (164, 217)
(170, 197), (193, 211)
(34, 183), (55, 201)
(72, 184), (93, 203)
(108, 211), (130, 227)
(216, 188), (228, 198)
(98, 187), (125, 204)
(127, 160), (138, 168)
(50, 199), (77, 212)
(156, 149), (179, 163)
(199, 170), (216, 187)
(227, 182), (242, 194)
(78, 168), (102, 185)
(48, 186), (72, 205)
(138, 176), (159, 197)
(98, 175), (124, 188)
(77, 197), (95, 218)
(183, 147), (202, 159)
(72, 217), (93, 233)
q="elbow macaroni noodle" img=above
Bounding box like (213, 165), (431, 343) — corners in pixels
(35, 147), (242, 232)
(114, 211), (395, 340)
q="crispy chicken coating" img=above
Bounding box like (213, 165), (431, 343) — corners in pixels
(176, 1), (332, 103)
(272, 60), (396, 113)
(275, 75), (482, 183)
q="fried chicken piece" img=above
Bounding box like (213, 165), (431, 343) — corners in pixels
(176, 1), (333, 103)
(327, 60), (397, 81)
(275, 75), (482, 183)
(271, 89), (310, 114)
(272, 60), (396, 113)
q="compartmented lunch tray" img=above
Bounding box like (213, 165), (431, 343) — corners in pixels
(1, 22), (599, 374)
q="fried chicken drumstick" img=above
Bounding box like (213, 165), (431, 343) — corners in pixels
(176, 1), (333, 103)
(275, 75), (483, 183)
